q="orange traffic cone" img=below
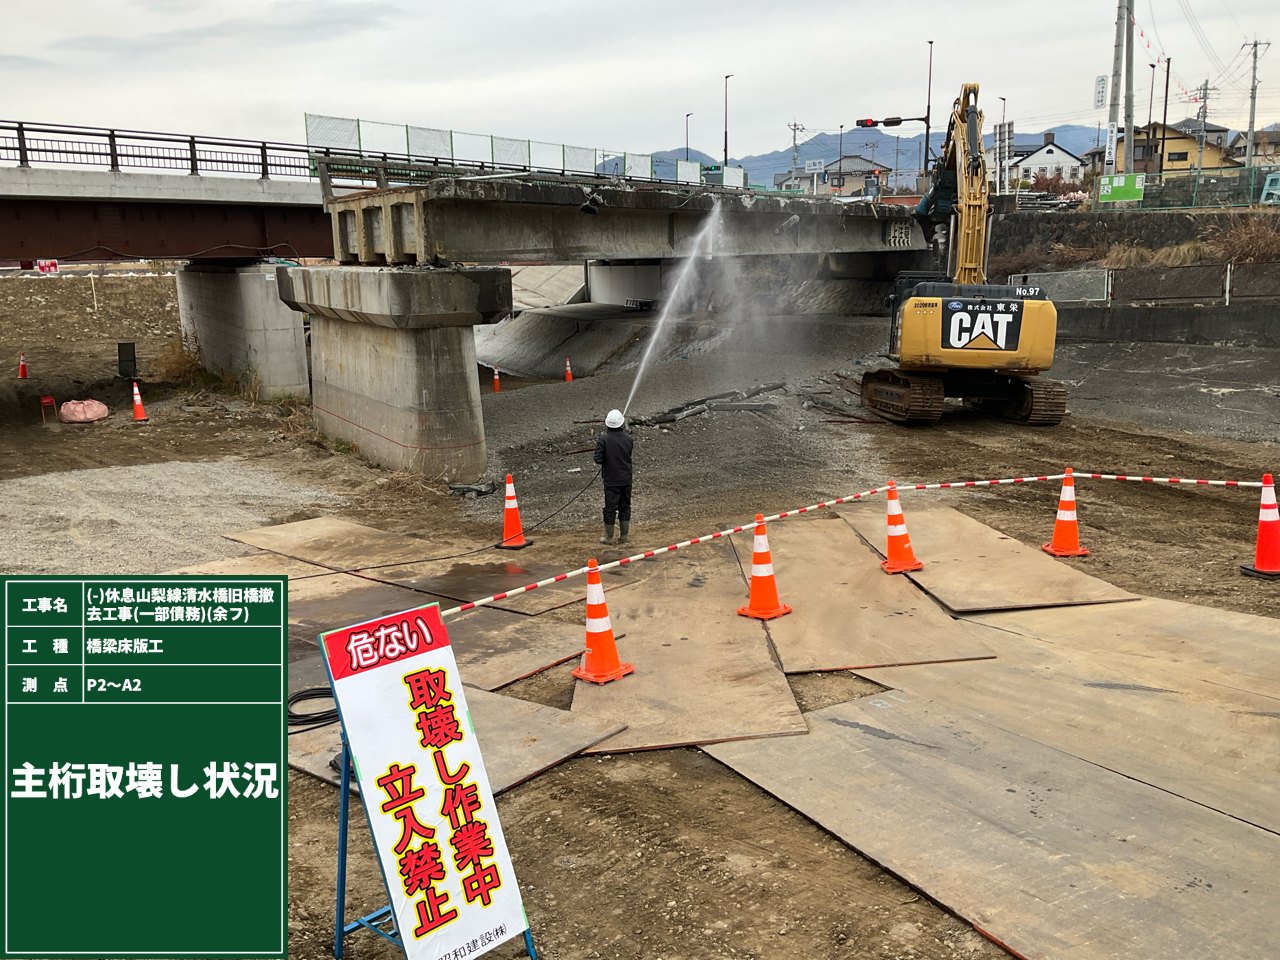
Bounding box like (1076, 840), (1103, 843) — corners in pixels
(1242, 472), (1280, 580)
(492, 368), (501, 393)
(1042, 468), (1089, 557)
(564, 357), (573, 382)
(495, 473), (530, 549)
(572, 558), (634, 684)
(17, 352), (28, 379)
(130, 380), (149, 422)
(737, 514), (792, 620)
(880, 481), (924, 574)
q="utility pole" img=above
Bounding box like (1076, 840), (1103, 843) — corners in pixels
(685, 112), (693, 162)
(1243, 41), (1271, 167)
(1106, 0), (1125, 174)
(999, 96), (1007, 195)
(894, 135), (900, 192)
(1195, 78), (1210, 173)
(1124, 0), (1136, 174)
(787, 120), (805, 179)
(1144, 63), (1156, 172)
(1159, 57), (1171, 178)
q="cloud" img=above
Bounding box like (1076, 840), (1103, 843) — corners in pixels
(0, 54), (53, 69)
(51, 2), (396, 57)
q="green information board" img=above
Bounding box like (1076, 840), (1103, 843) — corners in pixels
(1097, 172), (1146, 202)
(1, 576), (287, 958)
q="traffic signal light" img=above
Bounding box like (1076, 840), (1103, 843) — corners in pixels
(855, 118), (877, 128)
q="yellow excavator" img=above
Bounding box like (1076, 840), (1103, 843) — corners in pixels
(861, 82), (1067, 424)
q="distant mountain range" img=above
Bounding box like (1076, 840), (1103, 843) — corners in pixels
(653, 124), (1110, 187)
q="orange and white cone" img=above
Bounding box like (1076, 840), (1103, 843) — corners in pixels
(880, 481), (924, 574)
(130, 380), (149, 422)
(572, 558), (634, 684)
(17, 352), (28, 379)
(492, 368), (501, 393)
(564, 357), (573, 382)
(1042, 468), (1089, 557)
(737, 514), (792, 620)
(1242, 472), (1280, 581)
(495, 473), (530, 549)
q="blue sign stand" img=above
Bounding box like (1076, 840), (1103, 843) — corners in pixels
(332, 738), (538, 960)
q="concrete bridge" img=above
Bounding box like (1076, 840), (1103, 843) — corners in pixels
(3, 119), (929, 480)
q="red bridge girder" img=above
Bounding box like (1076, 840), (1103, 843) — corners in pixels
(0, 198), (334, 261)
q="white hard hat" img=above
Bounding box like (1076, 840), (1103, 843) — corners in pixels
(605, 409), (625, 429)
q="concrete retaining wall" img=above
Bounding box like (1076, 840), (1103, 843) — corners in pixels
(990, 209), (1280, 255)
(176, 264), (309, 398)
(1056, 301), (1280, 348)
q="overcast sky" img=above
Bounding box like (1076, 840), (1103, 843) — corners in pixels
(5, 0), (1277, 157)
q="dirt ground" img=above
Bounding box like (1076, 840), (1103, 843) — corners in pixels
(3, 283), (1277, 960)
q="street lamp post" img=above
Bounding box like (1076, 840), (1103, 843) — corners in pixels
(685, 112), (693, 162)
(998, 96), (1007, 194)
(923, 40), (934, 183)
(723, 74), (733, 168)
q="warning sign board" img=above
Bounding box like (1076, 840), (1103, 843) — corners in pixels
(320, 604), (526, 960)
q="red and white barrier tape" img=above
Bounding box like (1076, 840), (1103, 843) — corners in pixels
(1072, 471), (1264, 488)
(439, 467), (1271, 619)
(441, 468), (1226, 619)
(437, 471), (1141, 619)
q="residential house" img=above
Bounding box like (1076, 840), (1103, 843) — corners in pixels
(1134, 121), (1240, 174)
(1009, 132), (1084, 185)
(823, 155), (891, 196)
(1173, 118), (1230, 151)
(772, 167), (810, 191)
(1085, 121), (1240, 177)
(1229, 123), (1280, 165)
(984, 140), (1038, 188)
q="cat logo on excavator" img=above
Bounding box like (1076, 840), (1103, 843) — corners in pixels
(943, 300), (1023, 350)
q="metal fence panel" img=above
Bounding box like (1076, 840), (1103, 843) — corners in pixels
(529, 141), (563, 171)
(492, 136), (529, 168)
(357, 120), (408, 156)
(677, 159), (701, 184)
(305, 114), (360, 151)
(563, 145), (595, 174)
(624, 153), (652, 178)
(598, 150), (626, 177)
(1018, 269), (1109, 301)
(408, 126), (452, 160)
(452, 132), (492, 164)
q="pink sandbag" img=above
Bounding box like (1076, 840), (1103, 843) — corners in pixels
(58, 399), (110, 423)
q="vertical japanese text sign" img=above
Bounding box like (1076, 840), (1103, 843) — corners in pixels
(320, 604), (526, 960)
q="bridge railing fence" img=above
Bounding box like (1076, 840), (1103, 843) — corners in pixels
(0, 120), (373, 182)
(1, 118), (748, 192)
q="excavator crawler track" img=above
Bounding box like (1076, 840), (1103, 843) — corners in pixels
(1004, 376), (1068, 425)
(860, 369), (945, 423)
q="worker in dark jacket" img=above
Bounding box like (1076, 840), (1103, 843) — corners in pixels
(593, 409), (634, 545)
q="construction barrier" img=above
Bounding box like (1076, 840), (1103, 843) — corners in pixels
(437, 468), (1271, 619)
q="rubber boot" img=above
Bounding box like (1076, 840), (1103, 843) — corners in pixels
(599, 524), (615, 545)
(618, 521), (629, 545)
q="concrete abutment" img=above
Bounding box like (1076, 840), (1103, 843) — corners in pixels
(175, 263), (310, 399)
(276, 266), (512, 481)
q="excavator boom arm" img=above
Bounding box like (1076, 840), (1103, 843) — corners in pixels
(943, 83), (989, 286)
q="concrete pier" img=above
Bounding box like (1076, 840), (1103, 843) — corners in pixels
(176, 263), (310, 399)
(276, 266), (511, 480)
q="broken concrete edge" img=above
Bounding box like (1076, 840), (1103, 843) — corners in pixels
(327, 177), (919, 221)
(275, 264), (512, 329)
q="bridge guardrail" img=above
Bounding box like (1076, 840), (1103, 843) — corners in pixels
(1, 119), (739, 193)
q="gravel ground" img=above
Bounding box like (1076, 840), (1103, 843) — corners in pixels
(0, 457), (347, 575)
